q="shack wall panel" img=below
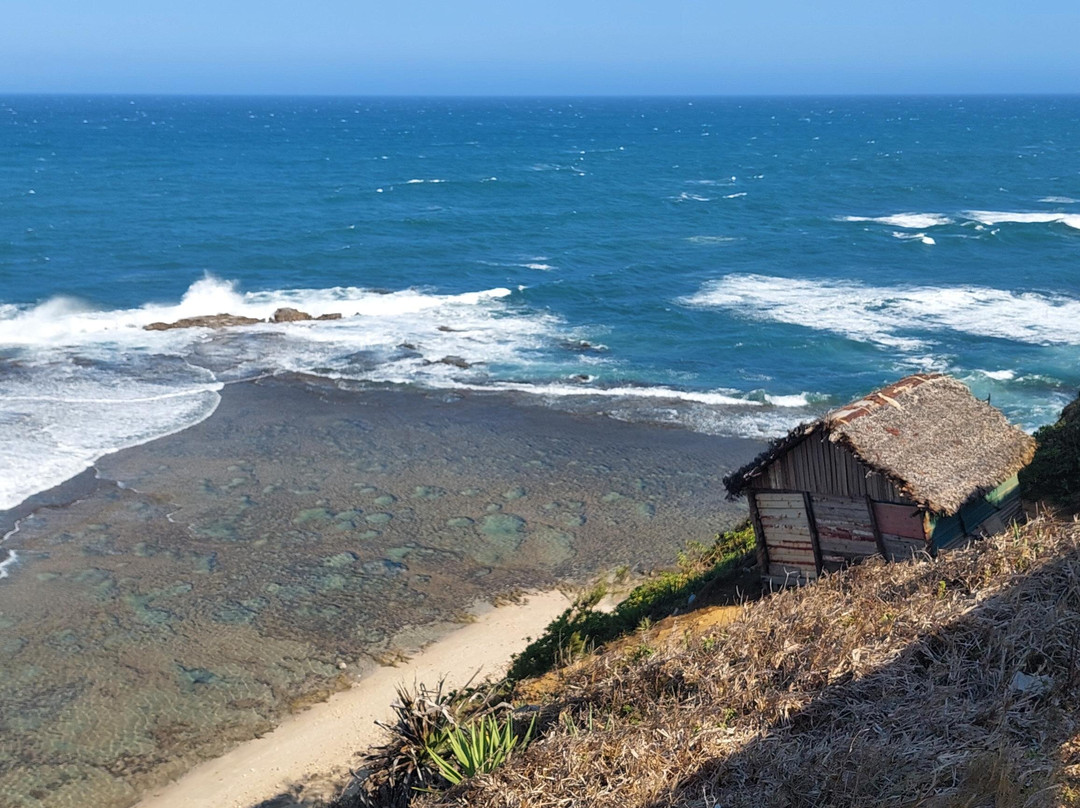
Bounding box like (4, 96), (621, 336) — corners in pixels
(817, 537), (880, 557)
(809, 494), (879, 560)
(873, 502), (927, 539)
(882, 535), (927, 561)
(756, 491), (815, 567)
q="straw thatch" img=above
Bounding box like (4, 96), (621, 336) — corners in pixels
(725, 374), (1036, 515)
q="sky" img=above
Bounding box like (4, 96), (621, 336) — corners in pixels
(1, 1), (1078, 95)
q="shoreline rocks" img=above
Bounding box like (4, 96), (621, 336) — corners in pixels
(144, 308), (343, 331)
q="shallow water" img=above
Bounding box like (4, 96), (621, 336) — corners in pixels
(0, 377), (757, 808)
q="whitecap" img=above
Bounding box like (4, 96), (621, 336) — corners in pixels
(965, 210), (1080, 230)
(1038, 196), (1077, 204)
(679, 273), (1080, 350)
(841, 213), (953, 228)
(763, 392), (812, 407)
(687, 235), (739, 245)
(723, 192), (747, 199)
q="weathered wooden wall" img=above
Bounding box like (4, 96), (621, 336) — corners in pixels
(748, 434), (905, 502)
(753, 491), (818, 585)
(872, 501), (930, 560)
(811, 494), (879, 570)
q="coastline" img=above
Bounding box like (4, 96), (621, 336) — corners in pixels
(133, 588), (574, 808)
(0, 375), (761, 808)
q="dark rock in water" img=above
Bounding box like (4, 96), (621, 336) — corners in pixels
(270, 307), (313, 323)
(316, 313), (343, 320)
(437, 355), (471, 369)
(561, 339), (607, 353)
(437, 325), (463, 332)
(144, 314), (262, 331)
(571, 374), (593, 383)
(398, 342), (418, 351)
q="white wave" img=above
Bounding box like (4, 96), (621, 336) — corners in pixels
(841, 213), (953, 229)
(0, 550), (15, 580)
(1039, 196), (1077, 204)
(965, 210), (1080, 230)
(687, 235), (740, 245)
(0, 372), (222, 512)
(481, 382), (759, 407)
(521, 263), (555, 271)
(723, 192), (747, 199)
(978, 369), (1016, 381)
(0, 276), (515, 347)
(0, 277), (552, 511)
(763, 392), (812, 407)
(675, 192), (710, 202)
(679, 273), (1080, 350)
(891, 231), (935, 244)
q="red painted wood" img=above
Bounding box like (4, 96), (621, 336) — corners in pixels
(872, 502), (926, 540)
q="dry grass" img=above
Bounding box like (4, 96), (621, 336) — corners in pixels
(421, 518), (1080, 808)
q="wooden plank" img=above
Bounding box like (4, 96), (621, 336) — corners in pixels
(769, 561), (817, 574)
(882, 535), (927, 561)
(873, 502), (925, 540)
(803, 491), (823, 575)
(747, 492), (770, 572)
(756, 492), (806, 506)
(817, 538), (880, 557)
(767, 550), (817, 565)
(865, 494), (889, 558)
(758, 505), (811, 517)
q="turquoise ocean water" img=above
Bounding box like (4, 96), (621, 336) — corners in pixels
(2, 95), (1079, 517)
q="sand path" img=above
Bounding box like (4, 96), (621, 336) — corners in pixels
(134, 590), (572, 808)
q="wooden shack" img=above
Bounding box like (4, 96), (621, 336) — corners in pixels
(724, 374), (1036, 586)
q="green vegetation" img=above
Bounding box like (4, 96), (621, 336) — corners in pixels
(423, 713), (535, 786)
(338, 678), (533, 807)
(507, 521), (755, 681)
(1020, 391), (1080, 513)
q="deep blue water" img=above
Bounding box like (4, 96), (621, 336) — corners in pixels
(1, 95), (1079, 511)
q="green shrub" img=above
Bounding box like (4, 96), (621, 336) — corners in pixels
(423, 713), (535, 786)
(1019, 392), (1080, 513)
(507, 522), (754, 681)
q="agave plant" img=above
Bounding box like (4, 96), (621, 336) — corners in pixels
(424, 713), (536, 786)
(335, 676), (529, 806)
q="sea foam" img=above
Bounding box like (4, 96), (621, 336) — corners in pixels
(841, 213), (953, 228)
(965, 210), (1080, 230)
(679, 274), (1080, 351)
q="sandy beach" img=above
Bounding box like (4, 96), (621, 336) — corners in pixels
(0, 375), (760, 808)
(134, 589), (574, 808)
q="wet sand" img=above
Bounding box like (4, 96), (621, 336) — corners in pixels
(0, 376), (761, 808)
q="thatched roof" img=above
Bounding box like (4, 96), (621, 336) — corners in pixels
(724, 374), (1036, 515)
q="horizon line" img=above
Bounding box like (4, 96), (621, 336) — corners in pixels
(3, 90), (1080, 100)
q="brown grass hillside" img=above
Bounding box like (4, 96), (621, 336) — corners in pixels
(422, 518), (1080, 808)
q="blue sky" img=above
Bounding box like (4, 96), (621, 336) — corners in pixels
(2, 1), (1077, 95)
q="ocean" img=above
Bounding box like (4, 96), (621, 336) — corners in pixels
(2, 95), (1079, 518)
(3, 95), (1080, 808)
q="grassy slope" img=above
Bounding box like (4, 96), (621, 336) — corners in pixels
(423, 518), (1080, 808)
